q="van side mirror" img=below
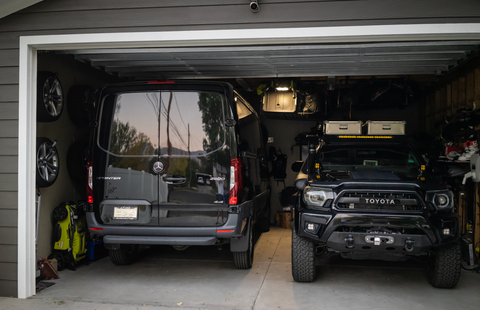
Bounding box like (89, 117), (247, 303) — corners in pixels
(291, 161), (303, 173)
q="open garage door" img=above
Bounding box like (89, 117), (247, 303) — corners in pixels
(19, 24), (480, 298)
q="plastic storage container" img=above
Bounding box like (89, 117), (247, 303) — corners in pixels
(367, 121), (406, 135)
(323, 120), (363, 135)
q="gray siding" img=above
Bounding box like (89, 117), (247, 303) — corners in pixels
(0, 0), (479, 298)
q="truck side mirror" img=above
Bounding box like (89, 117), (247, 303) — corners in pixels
(291, 161), (303, 173)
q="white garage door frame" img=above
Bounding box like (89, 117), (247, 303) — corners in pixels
(18, 23), (480, 298)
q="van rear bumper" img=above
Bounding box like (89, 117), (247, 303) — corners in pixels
(86, 203), (250, 246)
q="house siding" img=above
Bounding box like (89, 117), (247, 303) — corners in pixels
(0, 0), (479, 297)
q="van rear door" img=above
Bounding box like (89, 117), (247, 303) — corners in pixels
(95, 83), (234, 228)
(156, 90), (232, 227)
(96, 91), (161, 227)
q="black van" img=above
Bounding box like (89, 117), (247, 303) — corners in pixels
(86, 81), (271, 269)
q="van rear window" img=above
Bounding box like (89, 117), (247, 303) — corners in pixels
(98, 91), (226, 157)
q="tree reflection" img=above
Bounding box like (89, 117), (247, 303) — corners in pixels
(109, 120), (154, 170)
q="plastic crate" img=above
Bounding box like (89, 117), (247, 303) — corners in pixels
(367, 121), (405, 135)
(323, 120), (363, 135)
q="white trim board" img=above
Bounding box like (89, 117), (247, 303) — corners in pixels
(18, 23), (480, 298)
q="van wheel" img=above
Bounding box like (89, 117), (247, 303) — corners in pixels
(426, 241), (461, 288)
(109, 244), (139, 265)
(37, 72), (63, 122)
(232, 220), (254, 269)
(36, 137), (60, 187)
(291, 225), (316, 282)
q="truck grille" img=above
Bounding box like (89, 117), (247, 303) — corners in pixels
(335, 191), (423, 212)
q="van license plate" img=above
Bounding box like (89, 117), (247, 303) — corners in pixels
(113, 206), (138, 220)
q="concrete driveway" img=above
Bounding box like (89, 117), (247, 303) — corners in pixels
(1, 226), (480, 310)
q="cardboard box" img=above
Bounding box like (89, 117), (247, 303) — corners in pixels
(281, 211), (292, 229)
(48, 258), (57, 273)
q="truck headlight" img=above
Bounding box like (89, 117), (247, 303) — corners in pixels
(427, 190), (454, 210)
(303, 186), (334, 209)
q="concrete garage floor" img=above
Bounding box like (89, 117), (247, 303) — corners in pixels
(2, 226), (480, 310)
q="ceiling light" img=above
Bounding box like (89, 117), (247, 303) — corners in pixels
(276, 87), (289, 91)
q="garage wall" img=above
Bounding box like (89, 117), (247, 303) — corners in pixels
(424, 57), (480, 252)
(0, 0), (479, 298)
(36, 53), (120, 261)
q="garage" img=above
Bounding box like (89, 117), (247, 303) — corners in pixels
(1, 0), (480, 307)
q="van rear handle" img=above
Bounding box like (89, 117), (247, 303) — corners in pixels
(163, 175), (187, 184)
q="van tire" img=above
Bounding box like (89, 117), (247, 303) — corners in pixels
(109, 244), (139, 265)
(292, 225), (316, 282)
(232, 220), (254, 269)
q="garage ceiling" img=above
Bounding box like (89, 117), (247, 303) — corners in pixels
(61, 40), (480, 83)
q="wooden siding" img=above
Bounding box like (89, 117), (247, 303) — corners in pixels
(0, 0), (479, 298)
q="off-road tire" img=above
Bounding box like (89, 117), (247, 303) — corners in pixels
(426, 241), (461, 288)
(233, 221), (254, 269)
(292, 225), (316, 282)
(109, 244), (139, 266)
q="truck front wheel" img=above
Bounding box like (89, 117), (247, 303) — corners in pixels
(426, 241), (461, 288)
(291, 225), (316, 282)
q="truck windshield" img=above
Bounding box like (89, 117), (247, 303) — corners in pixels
(317, 144), (422, 179)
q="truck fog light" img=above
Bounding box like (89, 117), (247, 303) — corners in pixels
(443, 228), (450, 235)
(305, 222), (318, 232)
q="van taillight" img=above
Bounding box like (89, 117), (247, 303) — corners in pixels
(87, 161), (93, 203)
(229, 158), (243, 205)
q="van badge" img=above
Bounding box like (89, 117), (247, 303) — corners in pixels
(153, 161), (164, 174)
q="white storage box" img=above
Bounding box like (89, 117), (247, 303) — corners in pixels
(367, 121), (406, 135)
(323, 120), (363, 135)
(263, 91), (297, 112)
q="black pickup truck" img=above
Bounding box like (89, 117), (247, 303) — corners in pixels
(291, 121), (461, 288)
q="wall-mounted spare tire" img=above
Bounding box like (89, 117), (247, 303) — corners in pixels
(67, 85), (95, 127)
(36, 137), (60, 187)
(37, 72), (64, 122)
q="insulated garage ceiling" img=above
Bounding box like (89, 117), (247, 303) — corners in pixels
(62, 40), (480, 81)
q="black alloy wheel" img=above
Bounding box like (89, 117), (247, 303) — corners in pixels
(36, 137), (60, 187)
